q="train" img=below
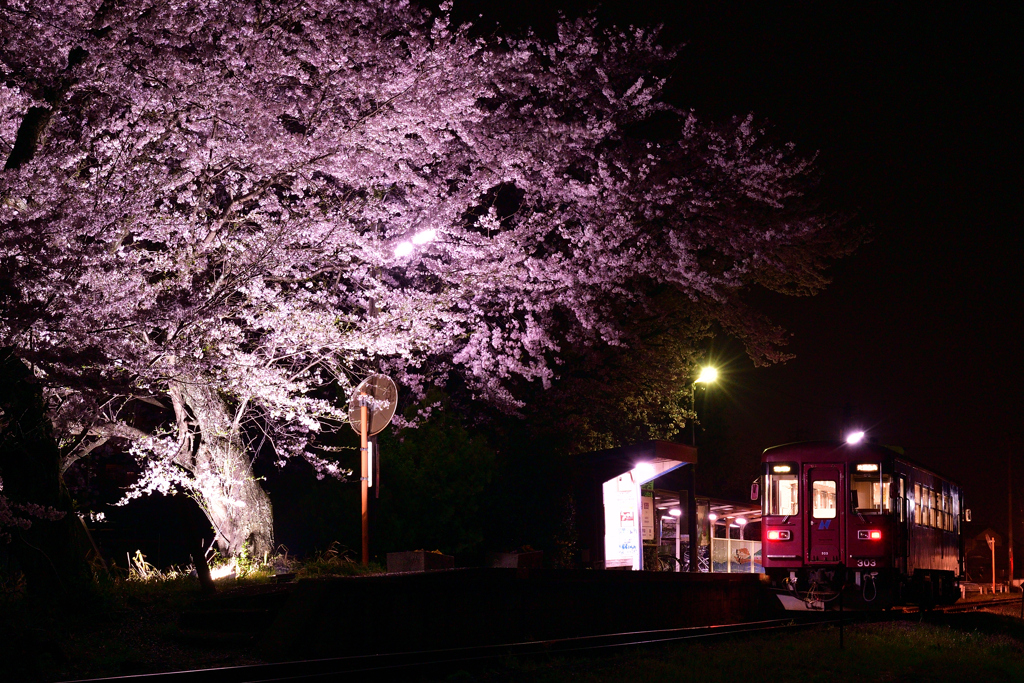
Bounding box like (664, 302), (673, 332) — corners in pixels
(758, 439), (967, 608)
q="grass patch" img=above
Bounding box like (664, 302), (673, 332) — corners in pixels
(468, 617), (1024, 683)
(0, 542), (380, 681)
(295, 542), (384, 579)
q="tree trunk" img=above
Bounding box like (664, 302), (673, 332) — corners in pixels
(0, 349), (95, 598)
(169, 380), (274, 559)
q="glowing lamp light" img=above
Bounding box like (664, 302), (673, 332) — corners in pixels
(846, 430), (866, 445)
(394, 241), (414, 257)
(633, 462), (656, 481)
(870, 530), (882, 540)
(735, 517), (747, 526)
(669, 508), (683, 517)
(411, 228), (437, 245)
(696, 366), (718, 384)
(709, 513), (718, 522)
(768, 530), (781, 540)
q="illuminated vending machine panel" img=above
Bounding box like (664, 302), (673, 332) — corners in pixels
(603, 473), (641, 570)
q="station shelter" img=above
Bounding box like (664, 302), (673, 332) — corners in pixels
(573, 441), (761, 573)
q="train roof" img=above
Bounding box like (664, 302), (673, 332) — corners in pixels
(762, 440), (961, 487)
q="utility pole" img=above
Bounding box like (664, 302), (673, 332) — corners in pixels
(1010, 443), (1015, 586)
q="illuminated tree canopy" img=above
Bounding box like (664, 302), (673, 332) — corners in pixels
(0, 0), (853, 554)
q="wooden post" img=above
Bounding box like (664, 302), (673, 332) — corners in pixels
(361, 403), (369, 566)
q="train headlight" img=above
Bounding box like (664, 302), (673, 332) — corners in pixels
(767, 530), (791, 541)
(857, 530), (883, 540)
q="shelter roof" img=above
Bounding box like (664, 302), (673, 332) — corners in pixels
(575, 440), (697, 483)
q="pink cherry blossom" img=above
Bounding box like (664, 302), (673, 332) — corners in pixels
(0, 1), (848, 554)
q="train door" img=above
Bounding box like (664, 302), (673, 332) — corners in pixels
(895, 475), (908, 574)
(807, 466), (841, 563)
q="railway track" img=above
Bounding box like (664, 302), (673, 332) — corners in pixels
(63, 614), (845, 683)
(62, 596), (1023, 682)
(896, 595), (1024, 614)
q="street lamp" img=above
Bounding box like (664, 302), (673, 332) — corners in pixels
(691, 365), (718, 445)
(632, 462), (656, 482)
(696, 366), (718, 384)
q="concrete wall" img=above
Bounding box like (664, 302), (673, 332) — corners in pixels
(263, 568), (762, 659)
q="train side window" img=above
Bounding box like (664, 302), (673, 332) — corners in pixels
(850, 471), (892, 513)
(812, 480), (837, 519)
(914, 484), (922, 524)
(898, 478), (905, 522)
(928, 490), (936, 528)
(765, 468), (798, 516)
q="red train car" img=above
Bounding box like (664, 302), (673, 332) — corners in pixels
(759, 440), (966, 607)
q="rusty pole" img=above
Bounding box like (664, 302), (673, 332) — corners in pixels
(1009, 445), (1014, 586)
(361, 403), (369, 565)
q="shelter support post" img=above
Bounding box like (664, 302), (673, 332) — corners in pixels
(688, 464), (698, 572)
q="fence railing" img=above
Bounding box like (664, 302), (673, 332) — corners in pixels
(710, 537), (762, 573)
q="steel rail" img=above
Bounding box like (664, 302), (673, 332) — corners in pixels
(895, 595), (1024, 614)
(61, 615), (847, 683)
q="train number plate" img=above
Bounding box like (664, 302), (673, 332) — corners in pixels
(854, 559), (878, 568)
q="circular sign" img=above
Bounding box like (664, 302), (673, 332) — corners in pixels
(348, 374), (398, 436)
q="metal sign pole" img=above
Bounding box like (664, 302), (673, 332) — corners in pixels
(361, 404), (369, 566)
(348, 374), (398, 567)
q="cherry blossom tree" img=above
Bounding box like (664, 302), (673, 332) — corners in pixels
(0, 0), (853, 557)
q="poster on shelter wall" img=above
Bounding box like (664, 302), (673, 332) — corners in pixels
(641, 492), (655, 541)
(603, 474), (641, 569)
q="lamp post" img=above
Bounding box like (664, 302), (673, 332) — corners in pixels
(690, 366), (719, 446)
(687, 365), (717, 573)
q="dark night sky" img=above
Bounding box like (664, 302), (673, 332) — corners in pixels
(462, 2), (1022, 528)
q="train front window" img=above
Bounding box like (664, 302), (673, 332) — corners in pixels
(765, 466), (798, 516)
(850, 468), (892, 513)
(812, 480), (837, 519)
